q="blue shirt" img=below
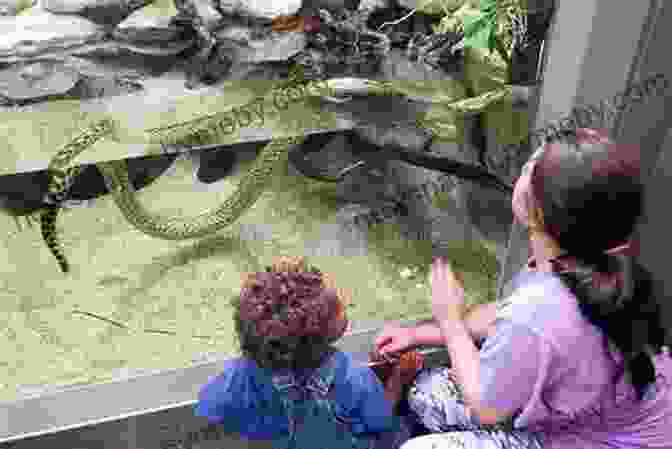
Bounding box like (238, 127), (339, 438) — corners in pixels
(194, 350), (401, 446)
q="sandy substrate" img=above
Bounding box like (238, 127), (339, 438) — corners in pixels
(0, 141), (499, 403)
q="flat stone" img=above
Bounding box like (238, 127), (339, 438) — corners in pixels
(114, 39), (195, 56)
(0, 59), (80, 102)
(217, 0), (301, 20)
(42, 0), (154, 26)
(217, 26), (306, 63)
(178, 0), (222, 30)
(357, 0), (389, 10)
(0, 9), (107, 63)
(113, 8), (185, 44)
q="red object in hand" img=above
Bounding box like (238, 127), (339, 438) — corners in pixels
(303, 16), (321, 33)
(397, 351), (424, 386)
(368, 350), (424, 385)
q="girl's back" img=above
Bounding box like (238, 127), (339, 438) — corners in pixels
(499, 269), (672, 449)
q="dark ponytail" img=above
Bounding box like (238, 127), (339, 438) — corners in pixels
(529, 128), (669, 401)
(550, 252), (666, 400)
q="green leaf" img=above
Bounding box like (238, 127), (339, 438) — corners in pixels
(436, 1), (480, 34)
(479, 0), (498, 15)
(464, 20), (494, 50)
(462, 12), (487, 37)
(462, 46), (508, 94)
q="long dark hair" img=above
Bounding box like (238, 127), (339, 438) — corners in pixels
(530, 128), (668, 400)
(231, 256), (349, 371)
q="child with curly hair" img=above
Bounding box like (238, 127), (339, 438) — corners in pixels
(195, 256), (423, 449)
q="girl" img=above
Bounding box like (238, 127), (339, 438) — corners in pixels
(376, 128), (672, 448)
(195, 256), (423, 449)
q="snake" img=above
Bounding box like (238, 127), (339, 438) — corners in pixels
(41, 117), (118, 273)
(40, 68), (398, 272)
(41, 71), (512, 273)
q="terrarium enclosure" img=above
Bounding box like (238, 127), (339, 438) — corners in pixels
(0, 0), (554, 403)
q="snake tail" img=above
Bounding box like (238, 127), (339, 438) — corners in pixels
(40, 206), (69, 273)
(42, 118), (117, 273)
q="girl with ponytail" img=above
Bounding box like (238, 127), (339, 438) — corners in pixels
(377, 128), (672, 449)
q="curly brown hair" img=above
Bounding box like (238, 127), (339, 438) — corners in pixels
(231, 256), (350, 371)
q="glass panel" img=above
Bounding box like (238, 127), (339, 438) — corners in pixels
(0, 0), (552, 403)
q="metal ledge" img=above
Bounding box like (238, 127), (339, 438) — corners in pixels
(0, 319), (448, 448)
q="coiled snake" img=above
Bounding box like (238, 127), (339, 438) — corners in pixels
(41, 70), (399, 273)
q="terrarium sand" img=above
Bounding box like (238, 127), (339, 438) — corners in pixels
(0, 143), (500, 402)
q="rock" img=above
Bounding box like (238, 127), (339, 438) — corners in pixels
(0, 59), (80, 103)
(216, 0), (301, 21)
(112, 6), (196, 55)
(175, 0), (222, 30)
(0, 9), (107, 63)
(42, 0), (153, 26)
(183, 40), (233, 87)
(217, 26), (306, 63)
(114, 8), (185, 43)
(302, 0), (358, 14)
(358, 0), (390, 11)
(0, 0), (35, 15)
(114, 38), (195, 56)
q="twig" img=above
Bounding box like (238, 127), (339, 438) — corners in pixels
(144, 328), (177, 336)
(71, 310), (215, 339)
(377, 8), (417, 32)
(72, 310), (129, 329)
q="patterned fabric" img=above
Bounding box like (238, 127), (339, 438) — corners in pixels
(403, 366), (543, 449)
(270, 351), (410, 449)
(195, 351), (410, 449)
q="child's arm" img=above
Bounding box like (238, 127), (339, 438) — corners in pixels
(413, 302), (499, 347)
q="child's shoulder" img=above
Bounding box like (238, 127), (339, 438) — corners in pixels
(327, 350), (381, 388)
(329, 350), (364, 373)
(202, 357), (259, 390)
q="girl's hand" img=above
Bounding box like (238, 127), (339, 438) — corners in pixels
(430, 257), (466, 324)
(374, 322), (416, 356)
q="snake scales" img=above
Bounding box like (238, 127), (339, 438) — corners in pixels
(41, 69), (399, 273)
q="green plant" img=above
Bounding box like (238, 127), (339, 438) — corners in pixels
(421, 0), (536, 150)
(462, 0), (527, 71)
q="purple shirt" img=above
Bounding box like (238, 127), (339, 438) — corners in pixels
(479, 269), (672, 449)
